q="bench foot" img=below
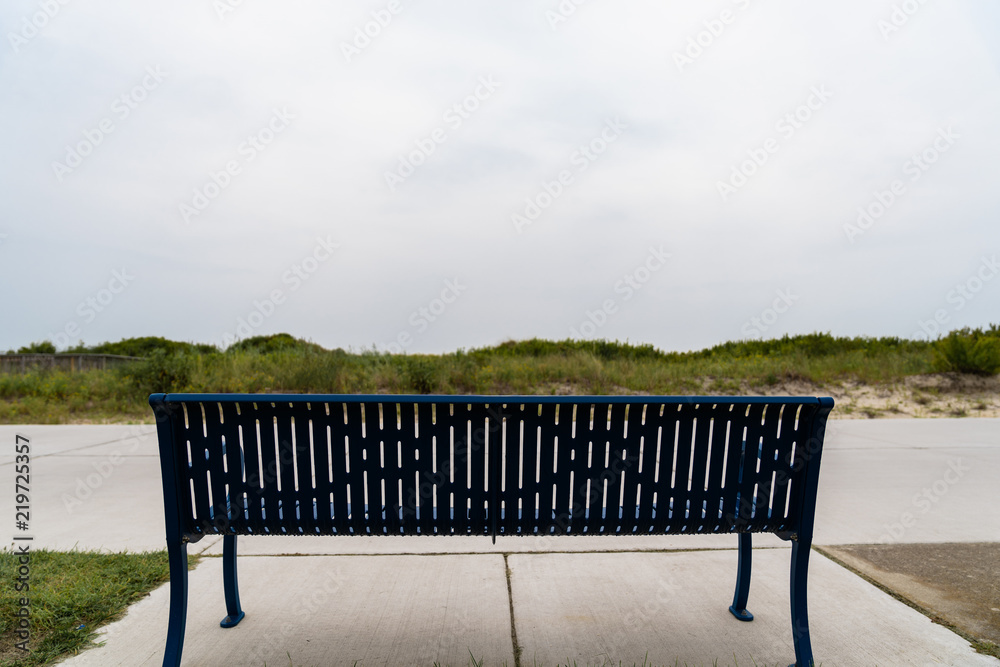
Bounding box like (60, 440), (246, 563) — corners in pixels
(220, 611), (245, 628)
(728, 605), (754, 622)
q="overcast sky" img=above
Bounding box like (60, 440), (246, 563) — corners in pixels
(2, 1), (999, 354)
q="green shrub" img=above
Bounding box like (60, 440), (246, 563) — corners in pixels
(70, 336), (216, 357)
(933, 327), (1000, 375)
(404, 356), (439, 394)
(475, 338), (666, 362)
(120, 349), (194, 394)
(17, 340), (56, 354)
(698, 332), (929, 360)
(224, 333), (326, 355)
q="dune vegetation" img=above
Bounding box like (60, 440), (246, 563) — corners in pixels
(2, 327), (998, 424)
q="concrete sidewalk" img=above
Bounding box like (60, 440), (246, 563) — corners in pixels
(0, 419), (997, 666)
(55, 548), (994, 666)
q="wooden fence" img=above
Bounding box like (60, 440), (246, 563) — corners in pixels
(0, 354), (143, 373)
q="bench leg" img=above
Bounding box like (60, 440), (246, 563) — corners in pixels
(729, 532), (754, 621)
(220, 534), (246, 628)
(789, 540), (815, 667)
(163, 539), (188, 667)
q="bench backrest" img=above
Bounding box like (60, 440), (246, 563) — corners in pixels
(150, 394), (833, 542)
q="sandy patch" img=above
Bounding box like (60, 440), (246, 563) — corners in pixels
(599, 374), (1000, 419)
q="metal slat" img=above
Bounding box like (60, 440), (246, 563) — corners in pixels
(435, 403), (460, 534)
(671, 404), (697, 533)
(378, 402), (403, 535)
(544, 403), (574, 535)
(772, 405), (799, 529)
(618, 404), (647, 535)
(456, 402), (489, 536)
(719, 406), (746, 531)
(306, 405), (334, 533)
(497, 404), (518, 536)
(455, 404), (489, 535)
(514, 402), (544, 535)
(323, 402), (351, 535)
(272, 406), (298, 534)
(573, 402), (599, 534)
(769, 403), (804, 528)
(602, 402), (632, 535)
(424, 403), (455, 534)
(554, 403), (579, 534)
(342, 402), (368, 535)
(216, 402), (247, 533)
(200, 402), (234, 535)
(463, 404), (491, 536)
(704, 405), (731, 532)
(583, 403), (612, 534)
(290, 405), (318, 535)
(394, 402), (421, 535)
(437, 402), (467, 534)
(253, 403), (283, 535)
(234, 401), (266, 533)
(785, 403), (822, 526)
(577, 403), (599, 534)
(755, 404), (786, 532)
(629, 402), (663, 534)
(447, 403), (471, 534)
(182, 404), (212, 537)
(414, 403), (437, 535)
(740, 403), (770, 531)
(685, 402), (714, 533)
(650, 405), (681, 533)
(359, 401), (386, 536)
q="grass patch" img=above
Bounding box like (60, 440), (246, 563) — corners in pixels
(0, 549), (197, 666)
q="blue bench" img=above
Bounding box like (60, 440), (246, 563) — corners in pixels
(150, 393), (834, 667)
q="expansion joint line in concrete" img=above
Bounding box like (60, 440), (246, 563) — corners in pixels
(503, 553), (523, 667)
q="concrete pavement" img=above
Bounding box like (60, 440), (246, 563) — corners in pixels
(0, 419), (997, 665)
(53, 548), (996, 666)
(821, 542), (1000, 647)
